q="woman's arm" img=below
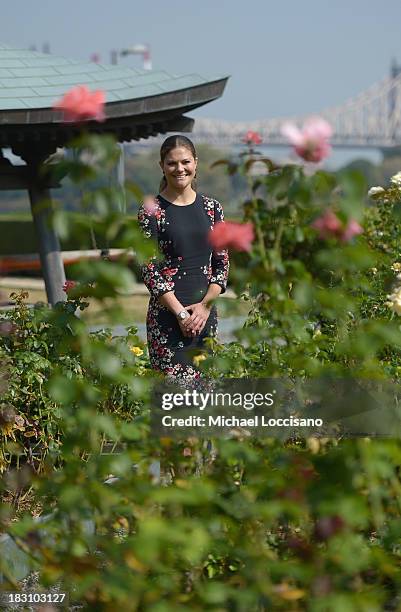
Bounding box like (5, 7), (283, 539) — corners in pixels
(158, 291), (185, 316)
(137, 203), (174, 300)
(201, 283), (222, 307)
(158, 292), (194, 337)
(137, 203), (193, 337)
(209, 199), (230, 293)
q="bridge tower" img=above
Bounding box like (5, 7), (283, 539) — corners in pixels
(387, 59), (401, 151)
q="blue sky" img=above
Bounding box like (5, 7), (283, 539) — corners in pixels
(3, 0), (401, 123)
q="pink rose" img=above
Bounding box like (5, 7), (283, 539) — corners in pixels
(311, 210), (342, 239)
(53, 85), (105, 123)
(242, 130), (262, 146)
(208, 221), (254, 252)
(340, 219), (363, 242)
(281, 117), (332, 163)
(311, 210), (363, 242)
(62, 280), (77, 294)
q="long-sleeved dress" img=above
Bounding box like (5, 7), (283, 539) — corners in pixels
(138, 192), (229, 386)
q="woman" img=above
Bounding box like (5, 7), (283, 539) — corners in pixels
(138, 135), (229, 387)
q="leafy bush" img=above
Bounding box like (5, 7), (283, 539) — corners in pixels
(0, 289), (147, 475)
(2, 131), (401, 610)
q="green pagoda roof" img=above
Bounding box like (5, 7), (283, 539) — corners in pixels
(0, 43), (228, 154)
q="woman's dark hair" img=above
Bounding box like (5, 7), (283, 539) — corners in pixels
(159, 135), (198, 192)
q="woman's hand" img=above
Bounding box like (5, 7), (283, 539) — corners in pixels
(178, 318), (194, 337)
(184, 302), (211, 335)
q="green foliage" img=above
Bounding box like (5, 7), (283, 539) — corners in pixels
(3, 133), (401, 610)
(200, 158), (400, 381)
(0, 290), (148, 475)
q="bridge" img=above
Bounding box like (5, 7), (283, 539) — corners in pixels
(134, 62), (401, 150)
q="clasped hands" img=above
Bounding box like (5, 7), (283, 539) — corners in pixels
(178, 302), (211, 337)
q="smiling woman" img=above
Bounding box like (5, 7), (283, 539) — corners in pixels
(138, 135), (230, 387)
(159, 141), (198, 192)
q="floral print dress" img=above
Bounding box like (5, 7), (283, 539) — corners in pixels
(138, 193), (229, 386)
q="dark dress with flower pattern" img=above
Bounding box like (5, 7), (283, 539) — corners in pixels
(138, 193), (229, 386)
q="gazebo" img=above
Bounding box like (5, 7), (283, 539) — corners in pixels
(0, 43), (228, 304)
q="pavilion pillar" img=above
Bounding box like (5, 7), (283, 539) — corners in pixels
(26, 161), (66, 306)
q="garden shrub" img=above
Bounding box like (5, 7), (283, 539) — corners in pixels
(2, 132), (401, 610)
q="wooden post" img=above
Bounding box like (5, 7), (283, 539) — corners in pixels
(27, 164), (66, 306)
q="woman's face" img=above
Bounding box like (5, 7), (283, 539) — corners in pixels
(160, 146), (198, 191)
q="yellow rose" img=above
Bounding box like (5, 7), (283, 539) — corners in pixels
(193, 353), (207, 366)
(130, 346), (143, 356)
